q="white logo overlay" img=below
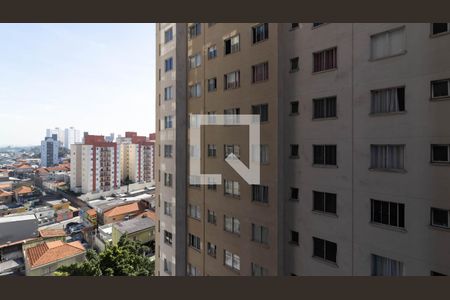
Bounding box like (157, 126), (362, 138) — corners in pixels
(188, 114), (260, 185)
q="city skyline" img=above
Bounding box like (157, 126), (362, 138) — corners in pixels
(0, 23), (156, 147)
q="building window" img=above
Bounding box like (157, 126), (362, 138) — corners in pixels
(188, 204), (201, 220)
(224, 250), (240, 271)
(290, 230), (299, 245)
(431, 144), (450, 163)
(224, 108), (240, 124)
(313, 47), (337, 72)
(188, 83), (202, 98)
(224, 70), (240, 90)
(224, 35), (240, 55)
(207, 209), (217, 224)
(164, 27), (173, 44)
(164, 57), (173, 72)
(291, 23), (299, 30)
(224, 179), (240, 197)
(224, 144), (240, 159)
(164, 201), (172, 216)
(312, 22), (324, 28)
(431, 79), (450, 99)
(371, 199), (405, 228)
(251, 104), (269, 122)
(164, 86), (173, 101)
(431, 23), (450, 36)
(371, 27), (405, 60)
(164, 144), (172, 158)
(313, 191), (337, 214)
(371, 87), (405, 114)
(290, 101), (299, 115)
(163, 172), (172, 187)
(313, 237), (337, 263)
(164, 230), (172, 245)
(252, 224), (269, 244)
(313, 145), (337, 166)
(187, 263), (200, 276)
(251, 144), (269, 164)
(207, 144), (217, 157)
(188, 23), (201, 39)
(251, 263), (268, 276)
(208, 45), (217, 59)
(370, 145), (405, 170)
(290, 57), (299, 72)
(313, 96), (337, 119)
(371, 254), (403, 276)
(290, 144), (299, 158)
(431, 271), (447, 276)
(252, 23), (269, 43)
(252, 62), (269, 83)
(207, 77), (217, 92)
(188, 233), (201, 251)
(163, 258), (172, 274)
(188, 53), (202, 69)
(252, 185), (269, 203)
(207, 242), (217, 257)
(290, 188), (299, 201)
(224, 215), (240, 234)
(164, 115), (173, 129)
(430, 207), (450, 228)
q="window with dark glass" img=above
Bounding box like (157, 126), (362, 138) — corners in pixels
(313, 191), (337, 214)
(371, 199), (405, 228)
(313, 237), (337, 263)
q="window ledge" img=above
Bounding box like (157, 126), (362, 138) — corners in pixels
(430, 31), (450, 38)
(289, 69), (300, 74)
(289, 242), (300, 247)
(224, 194), (240, 199)
(312, 164), (338, 169)
(429, 225), (450, 232)
(368, 168), (407, 174)
(251, 200), (269, 207)
(251, 79), (270, 85)
(430, 162), (450, 166)
(312, 117), (338, 121)
(251, 39), (269, 46)
(289, 26), (300, 32)
(251, 240), (270, 249)
(369, 222), (407, 233)
(430, 96), (450, 102)
(289, 156), (300, 159)
(223, 264), (240, 274)
(312, 256), (338, 268)
(312, 210), (338, 218)
(369, 111), (407, 117)
(289, 112), (300, 116)
(312, 68), (337, 75)
(288, 198), (300, 203)
(369, 50), (407, 62)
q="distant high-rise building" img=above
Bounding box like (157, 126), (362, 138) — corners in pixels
(105, 133), (115, 142)
(40, 134), (59, 167)
(64, 127), (81, 149)
(117, 132), (155, 184)
(46, 127), (81, 148)
(70, 135), (121, 194)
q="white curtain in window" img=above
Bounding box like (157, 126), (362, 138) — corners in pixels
(372, 88), (399, 113)
(372, 255), (403, 276)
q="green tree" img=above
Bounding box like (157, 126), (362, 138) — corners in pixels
(56, 235), (155, 276)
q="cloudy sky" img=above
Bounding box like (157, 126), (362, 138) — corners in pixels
(0, 23), (155, 146)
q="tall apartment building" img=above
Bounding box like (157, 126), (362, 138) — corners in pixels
(155, 23), (188, 276)
(117, 132), (155, 184)
(46, 127), (81, 149)
(64, 127), (81, 149)
(155, 23), (450, 276)
(40, 134), (60, 167)
(70, 135), (121, 194)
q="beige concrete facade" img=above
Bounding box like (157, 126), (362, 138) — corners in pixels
(155, 23), (450, 276)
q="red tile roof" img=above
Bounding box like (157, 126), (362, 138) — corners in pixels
(14, 186), (33, 195)
(38, 228), (66, 238)
(26, 241), (85, 269)
(0, 189), (13, 197)
(103, 202), (141, 218)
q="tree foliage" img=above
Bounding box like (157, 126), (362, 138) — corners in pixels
(56, 235), (155, 276)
